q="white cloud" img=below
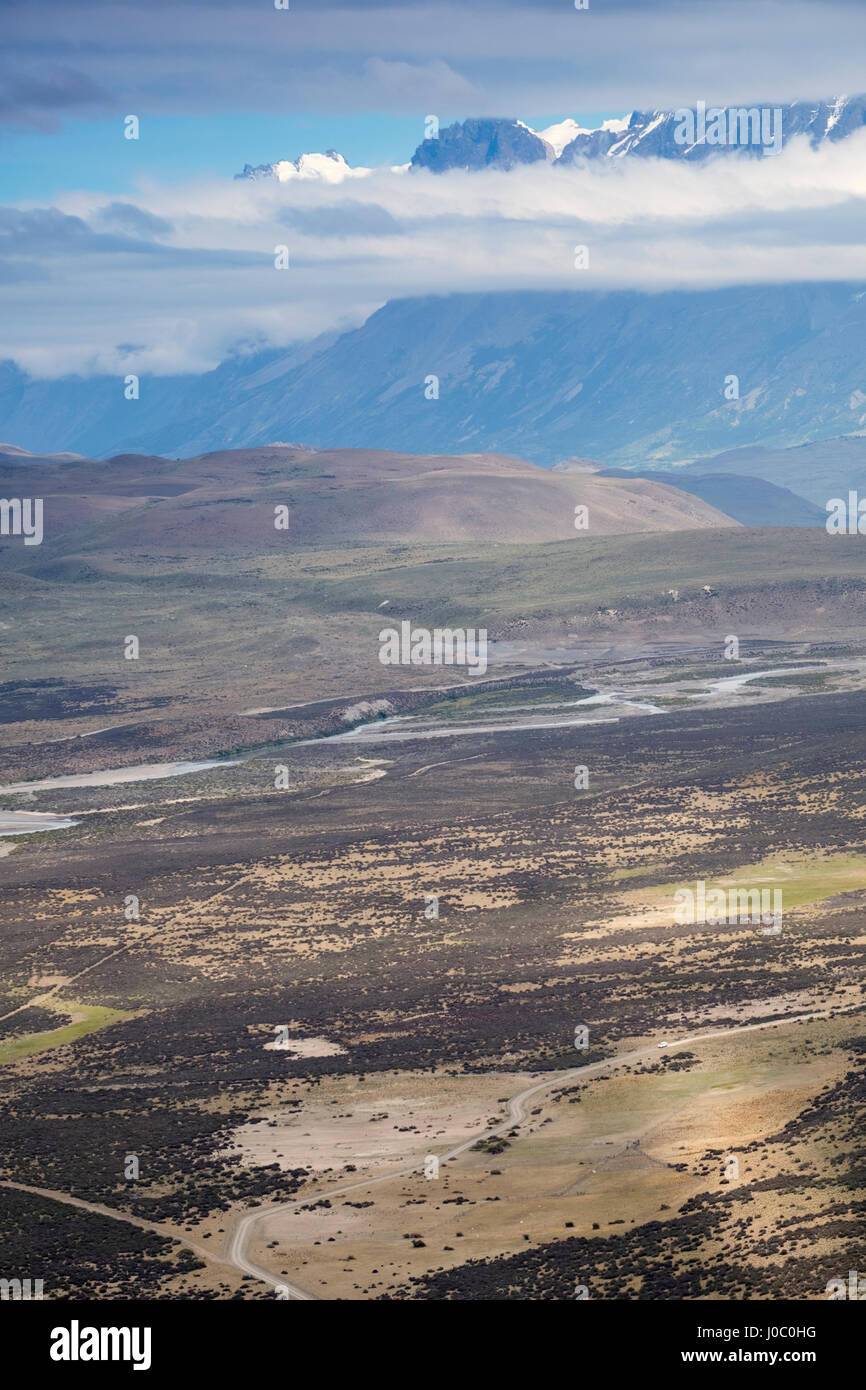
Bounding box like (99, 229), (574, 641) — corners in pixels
(7, 129), (866, 377)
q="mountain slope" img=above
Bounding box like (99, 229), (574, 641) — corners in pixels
(4, 283), (866, 474)
(411, 118), (553, 171)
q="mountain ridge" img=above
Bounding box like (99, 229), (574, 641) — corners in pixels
(3, 284), (866, 490)
(237, 96), (866, 180)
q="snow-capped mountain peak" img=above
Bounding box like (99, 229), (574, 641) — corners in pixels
(235, 149), (370, 183)
(536, 118), (590, 158)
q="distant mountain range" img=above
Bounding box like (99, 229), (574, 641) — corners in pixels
(3, 283), (866, 507)
(236, 96), (866, 180)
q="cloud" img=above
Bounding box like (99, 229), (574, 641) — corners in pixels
(5, 1), (866, 124)
(93, 202), (174, 238)
(0, 206), (116, 251)
(0, 205), (186, 259)
(277, 200), (401, 237)
(0, 258), (48, 285)
(360, 56), (477, 107)
(0, 65), (110, 130)
(7, 128), (866, 377)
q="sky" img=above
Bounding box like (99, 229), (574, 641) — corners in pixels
(3, 0), (866, 379)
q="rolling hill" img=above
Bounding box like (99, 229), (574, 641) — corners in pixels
(0, 445), (738, 564)
(591, 467), (824, 526)
(687, 436), (866, 508)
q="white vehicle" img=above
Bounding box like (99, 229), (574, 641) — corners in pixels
(657, 1041), (669, 1048)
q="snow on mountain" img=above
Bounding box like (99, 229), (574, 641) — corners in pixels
(535, 119), (588, 157)
(599, 116), (632, 134)
(235, 150), (371, 183)
(411, 98), (866, 172)
(531, 117), (633, 157)
(558, 96), (866, 163)
(236, 98), (866, 182)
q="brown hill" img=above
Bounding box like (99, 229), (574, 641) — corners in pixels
(0, 445), (738, 557)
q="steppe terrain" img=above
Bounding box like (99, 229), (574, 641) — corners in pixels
(1, 446), (864, 1299)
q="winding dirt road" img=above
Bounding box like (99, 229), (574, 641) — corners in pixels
(222, 1000), (863, 1300)
(2, 1001), (859, 1301)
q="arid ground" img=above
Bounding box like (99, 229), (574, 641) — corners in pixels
(2, 585), (865, 1298)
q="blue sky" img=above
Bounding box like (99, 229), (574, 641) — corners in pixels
(0, 111), (619, 201)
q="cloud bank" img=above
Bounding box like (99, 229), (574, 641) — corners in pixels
(6, 129), (866, 377)
(4, 1), (866, 127)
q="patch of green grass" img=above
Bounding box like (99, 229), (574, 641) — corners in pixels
(649, 663), (734, 684)
(0, 1002), (133, 1064)
(419, 681), (595, 721)
(650, 659), (822, 685)
(644, 852), (866, 914)
(611, 864), (671, 882)
(293, 529), (866, 624)
(756, 673), (837, 691)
